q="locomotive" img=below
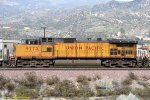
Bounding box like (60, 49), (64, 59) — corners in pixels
(12, 37), (138, 68)
(0, 37), (149, 68)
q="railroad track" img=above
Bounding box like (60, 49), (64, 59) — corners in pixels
(0, 67), (150, 70)
(0, 63), (148, 70)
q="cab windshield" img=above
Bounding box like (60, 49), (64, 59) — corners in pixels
(21, 39), (39, 45)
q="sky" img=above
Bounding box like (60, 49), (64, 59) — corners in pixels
(0, 0), (135, 7)
(0, 0), (134, 3)
(48, 0), (134, 2)
(116, 0), (133, 1)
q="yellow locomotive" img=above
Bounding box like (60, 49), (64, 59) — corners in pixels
(13, 37), (137, 67)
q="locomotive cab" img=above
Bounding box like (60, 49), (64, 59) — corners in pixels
(14, 38), (55, 67)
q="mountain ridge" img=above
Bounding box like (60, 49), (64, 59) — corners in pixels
(1, 0), (150, 39)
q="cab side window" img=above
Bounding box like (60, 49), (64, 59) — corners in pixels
(47, 47), (52, 52)
(25, 40), (39, 45)
(48, 38), (53, 42)
(42, 38), (47, 42)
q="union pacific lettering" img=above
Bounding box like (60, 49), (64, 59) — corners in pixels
(66, 46), (82, 50)
(66, 45), (102, 50)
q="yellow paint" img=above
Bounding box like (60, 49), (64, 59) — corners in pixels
(15, 44), (53, 58)
(54, 42), (109, 57)
(15, 42), (136, 59)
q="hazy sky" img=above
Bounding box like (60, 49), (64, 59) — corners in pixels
(0, 0), (135, 7)
(116, 0), (133, 1)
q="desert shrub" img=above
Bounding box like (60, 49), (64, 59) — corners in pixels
(112, 80), (120, 89)
(15, 86), (39, 98)
(121, 72), (138, 86)
(25, 72), (44, 84)
(141, 76), (150, 81)
(134, 88), (150, 98)
(0, 75), (10, 90)
(44, 88), (56, 97)
(36, 97), (43, 100)
(128, 72), (138, 80)
(5, 82), (15, 97)
(115, 86), (131, 95)
(77, 85), (94, 97)
(121, 77), (132, 86)
(18, 72), (43, 89)
(95, 85), (108, 90)
(77, 75), (91, 85)
(137, 81), (149, 88)
(55, 80), (78, 97)
(5, 82), (16, 92)
(96, 89), (114, 96)
(93, 75), (101, 81)
(46, 76), (60, 85)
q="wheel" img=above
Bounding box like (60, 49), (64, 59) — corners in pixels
(104, 60), (111, 67)
(116, 60), (123, 68)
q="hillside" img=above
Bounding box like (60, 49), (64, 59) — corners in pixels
(1, 0), (150, 39)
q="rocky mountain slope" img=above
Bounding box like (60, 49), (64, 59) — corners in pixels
(1, 0), (150, 39)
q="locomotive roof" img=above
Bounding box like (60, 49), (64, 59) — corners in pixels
(108, 39), (138, 44)
(21, 37), (138, 44)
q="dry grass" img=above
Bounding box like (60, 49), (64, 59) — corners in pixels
(93, 75), (101, 81)
(77, 75), (91, 85)
(96, 89), (115, 96)
(121, 72), (139, 86)
(15, 86), (39, 98)
(128, 72), (139, 80)
(5, 82), (16, 92)
(1, 71), (149, 99)
(141, 76), (150, 81)
(112, 80), (120, 89)
(46, 75), (60, 85)
(55, 80), (78, 97)
(0, 75), (10, 90)
(121, 77), (132, 86)
(18, 72), (43, 89)
(137, 81), (149, 88)
(134, 88), (150, 98)
(77, 85), (94, 97)
(114, 86), (131, 95)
